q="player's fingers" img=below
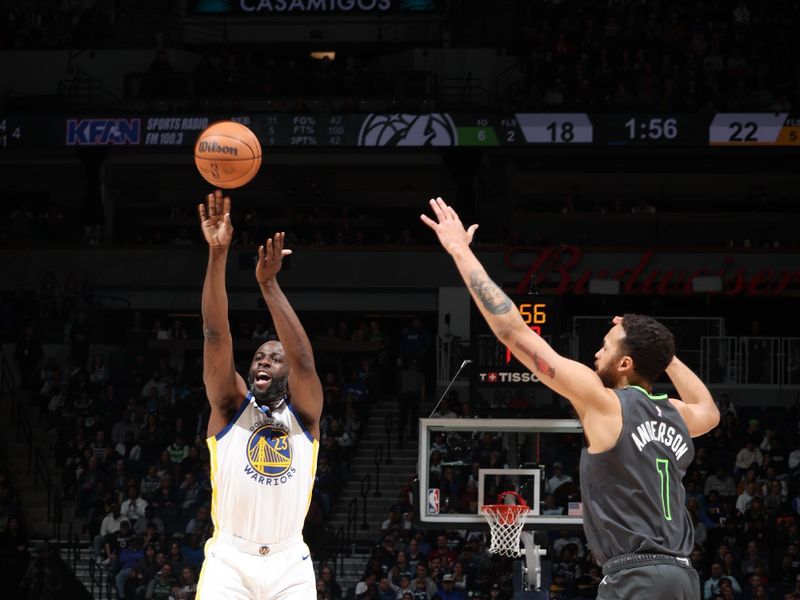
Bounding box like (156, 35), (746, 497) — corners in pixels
(446, 205), (460, 222)
(198, 203), (207, 223)
(428, 198), (445, 222)
(435, 197), (451, 220)
(420, 214), (438, 229)
(207, 193), (216, 216)
(266, 237), (273, 261)
(215, 190), (224, 216)
(223, 195), (231, 217)
(466, 224), (479, 241)
(282, 249), (293, 257)
(258, 245), (265, 261)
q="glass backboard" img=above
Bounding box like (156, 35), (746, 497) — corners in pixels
(418, 418), (584, 527)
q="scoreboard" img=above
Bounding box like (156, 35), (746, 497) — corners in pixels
(1, 112), (800, 150)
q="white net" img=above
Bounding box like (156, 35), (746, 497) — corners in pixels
(480, 504), (530, 557)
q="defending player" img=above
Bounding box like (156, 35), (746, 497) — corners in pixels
(196, 190), (322, 599)
(421, 197), (719, 600)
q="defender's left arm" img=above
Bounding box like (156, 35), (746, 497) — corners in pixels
(666, 356), (720, 437)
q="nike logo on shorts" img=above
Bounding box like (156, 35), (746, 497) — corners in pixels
(302, 554), (310, 560)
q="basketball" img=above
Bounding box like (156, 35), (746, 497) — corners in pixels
(194, 121), (262, 189)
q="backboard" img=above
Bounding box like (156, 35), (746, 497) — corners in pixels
(417, 418), (584, 528)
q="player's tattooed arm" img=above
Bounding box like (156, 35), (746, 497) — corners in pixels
(514, 343), (556, 379)
(423, 198), (606, 413)
(468, 271), (513, 315)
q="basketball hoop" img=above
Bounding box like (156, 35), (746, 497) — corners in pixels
(480, 491), (530, 557)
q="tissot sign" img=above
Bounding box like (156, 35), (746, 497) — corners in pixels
(507, 246), (800, 296)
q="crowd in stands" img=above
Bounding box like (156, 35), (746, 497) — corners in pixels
(3, 1), (799, 113)
(0, 198), (434, 248)
(507, 0), (799, 112)
(0, 0), (117, 50)
(111, 203), (431, 248)
(506, 193), (799, 250)
(0, 471), (32, 596)
(3, 192), (797, 251)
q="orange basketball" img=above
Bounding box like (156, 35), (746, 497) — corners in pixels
(194, 121), (262, 189)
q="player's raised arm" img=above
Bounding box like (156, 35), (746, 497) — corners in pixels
(420, 197), (610, 419)
(198, 191), (248, 436)
(256, 232), (323, 439)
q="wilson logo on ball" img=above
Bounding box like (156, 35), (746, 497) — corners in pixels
(198, 141), (239, 156)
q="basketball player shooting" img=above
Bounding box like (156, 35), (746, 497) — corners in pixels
(196, 190), (322, 599)
(421, 197), (719, 600)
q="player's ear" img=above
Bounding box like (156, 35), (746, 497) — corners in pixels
(618, 355), (634, 372)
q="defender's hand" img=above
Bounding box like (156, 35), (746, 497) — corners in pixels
(420, 197), (479, 255)
(198, 190), (233, 249)
(256, 232), (293, 283)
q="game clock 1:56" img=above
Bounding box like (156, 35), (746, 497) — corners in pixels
(625, 117), (678, 141)
(605, 115), (706, 146)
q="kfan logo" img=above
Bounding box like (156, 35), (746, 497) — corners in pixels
(66, 119), (141, 145)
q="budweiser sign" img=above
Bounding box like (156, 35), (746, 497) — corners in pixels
(506, 246), (800, 296)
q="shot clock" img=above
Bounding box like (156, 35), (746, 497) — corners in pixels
(470, 294), (560, 383)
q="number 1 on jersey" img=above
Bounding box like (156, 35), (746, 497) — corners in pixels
(656, 458), (672, 521)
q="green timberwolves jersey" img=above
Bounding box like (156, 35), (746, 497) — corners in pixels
(206, 393), (319, 543)
(579, 386), (695, 564)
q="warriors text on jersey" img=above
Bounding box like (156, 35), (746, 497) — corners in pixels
(207, 393), (318, 543)
(579, 386), (695, 565)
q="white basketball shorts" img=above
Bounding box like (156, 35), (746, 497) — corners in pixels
(196, 532), (315, 600)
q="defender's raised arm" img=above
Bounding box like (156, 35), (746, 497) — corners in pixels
(420, 197), (610, 420)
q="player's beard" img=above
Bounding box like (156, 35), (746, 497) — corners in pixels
(596, 361), (621, 388)
(249, 374), (289, 408)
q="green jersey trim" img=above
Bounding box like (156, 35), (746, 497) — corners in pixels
(627, 385), (669, 401)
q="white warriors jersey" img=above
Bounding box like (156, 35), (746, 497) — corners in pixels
(206, 392), (318, 543)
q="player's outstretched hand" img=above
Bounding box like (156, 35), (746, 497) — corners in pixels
(256, 232), (293, 284)
(198, 190), (233, 249)
(420, 197), (479, 255)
